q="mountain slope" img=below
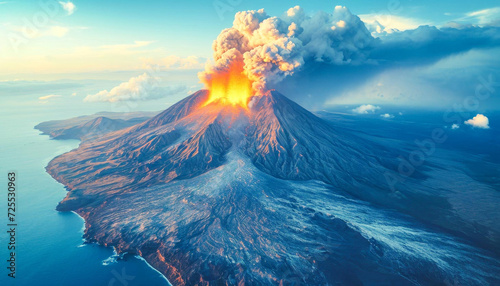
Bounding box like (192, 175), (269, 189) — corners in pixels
(45, 90), (500, 285)
(246, 92), (389, 188)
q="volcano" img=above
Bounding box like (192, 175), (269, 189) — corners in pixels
(46, 90), (500, 285)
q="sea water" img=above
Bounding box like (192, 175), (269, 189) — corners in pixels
(0, 94), (170, 286)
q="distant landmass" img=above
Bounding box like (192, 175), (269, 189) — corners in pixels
(35, 111), (158, 140)
(40, 91), (500, 285)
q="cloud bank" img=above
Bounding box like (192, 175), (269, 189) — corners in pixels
(360, 14), (429, 36)
(373, 25), (500, 65)
(459, 7), (500, 27)
(84, 73), (186, 103)
(464, 114), (490, 129)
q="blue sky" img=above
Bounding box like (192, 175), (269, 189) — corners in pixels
(0, 0), (499, 111)
(1, 0), (499, 75)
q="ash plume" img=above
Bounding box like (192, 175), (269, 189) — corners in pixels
(199, 5), (374, 95)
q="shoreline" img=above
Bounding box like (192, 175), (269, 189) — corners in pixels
(44, 133), (173, 286)
(67, 205), (173, 285)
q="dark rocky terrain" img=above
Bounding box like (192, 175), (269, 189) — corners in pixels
(44, 90), (500, 285)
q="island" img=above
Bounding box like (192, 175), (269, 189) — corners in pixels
(38, 90), (500, 285)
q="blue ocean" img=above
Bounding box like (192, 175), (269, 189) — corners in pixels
(0, 92), (170, 286)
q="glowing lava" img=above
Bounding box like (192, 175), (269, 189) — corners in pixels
(203, 62), (254, 108)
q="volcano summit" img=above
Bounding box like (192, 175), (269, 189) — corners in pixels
(45, 90), (500, 285)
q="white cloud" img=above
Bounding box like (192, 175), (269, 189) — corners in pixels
(59, 1), (76, 15)
(6, 24), (70, 38)
(352, 104), (380, 114)
(380, 113), (394, 118)
(464, 7), (500, 26)
(446, 7), (500, 28)
(39, 94), (62, 100)
(84, 73), (186, 103)
(464, 114), (490, 129)
(359, 14), (430, 36)
(451, 124), (460, 129)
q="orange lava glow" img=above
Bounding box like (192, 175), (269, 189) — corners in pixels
(204, 62), (254, 108)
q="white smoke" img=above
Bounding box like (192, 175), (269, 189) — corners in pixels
(199, 5), (374, 95)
